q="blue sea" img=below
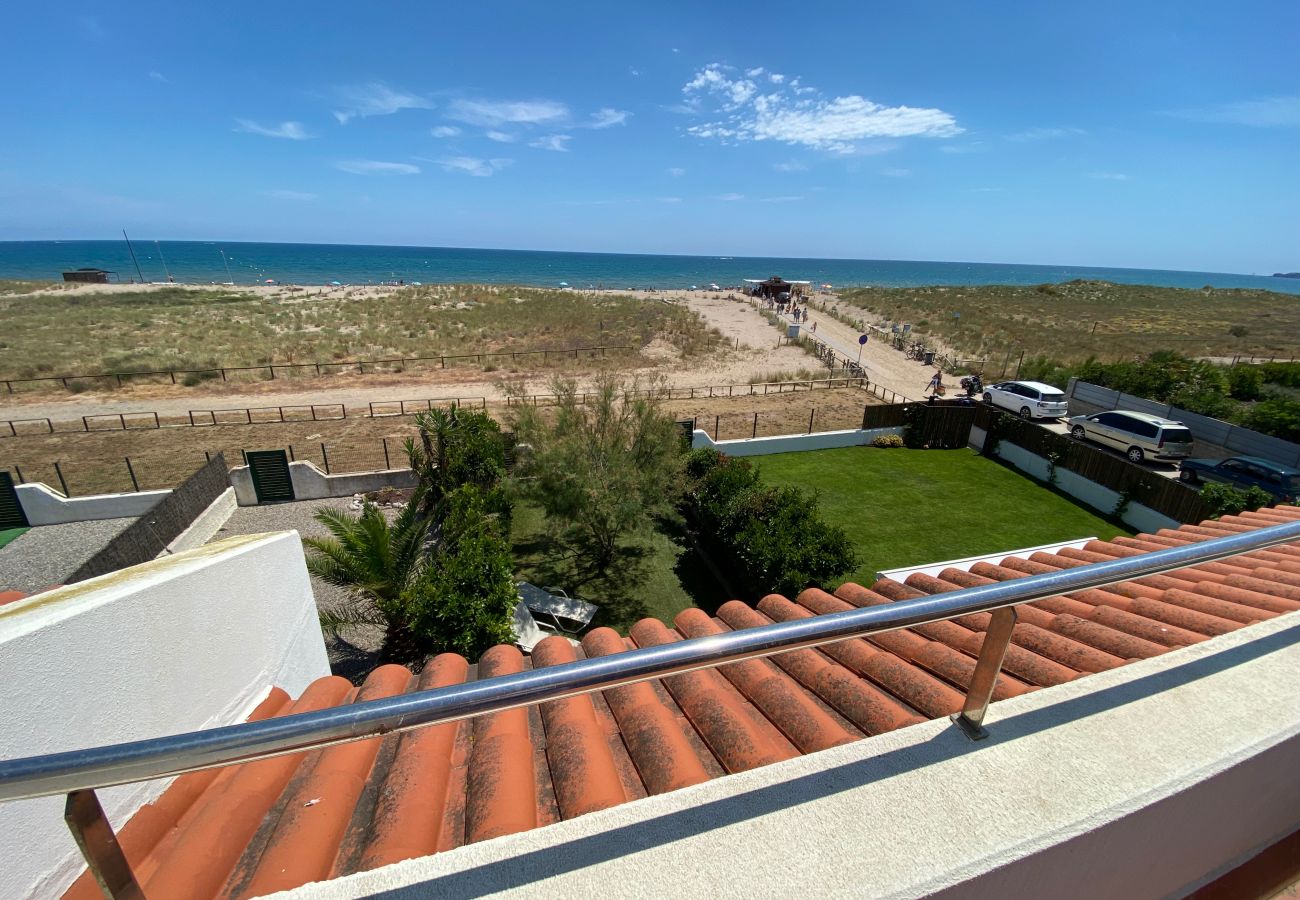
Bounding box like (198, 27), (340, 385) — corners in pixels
(1, 240), (1298, 295)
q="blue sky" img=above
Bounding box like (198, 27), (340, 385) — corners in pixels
(2, 1), (1297, 273)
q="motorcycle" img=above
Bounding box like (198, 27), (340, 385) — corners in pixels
(960, 375), (984, 398)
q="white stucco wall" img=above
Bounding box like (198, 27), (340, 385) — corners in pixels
(16, 482), (168, 525)
(230, 462), (418, 506)
(993, 441), (1179, 533)
(160, 487), (237, 555)
(0, 531), (329, 900)
(691, 426), (904, 457)
(272, 610), (1300, 900)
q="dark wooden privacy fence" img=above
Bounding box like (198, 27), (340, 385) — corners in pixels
(67, 453), (232, 583)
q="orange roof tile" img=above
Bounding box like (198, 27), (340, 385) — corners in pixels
(60, 505), (1300, 898)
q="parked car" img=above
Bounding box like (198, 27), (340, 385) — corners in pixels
(1178, 455), (1298, 502)
(982, 380), (1070, 419)
(1068, 410), (1195, 463)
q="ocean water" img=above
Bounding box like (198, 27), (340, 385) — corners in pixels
(1, 240), (1298, 295)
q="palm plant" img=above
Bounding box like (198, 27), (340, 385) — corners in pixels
(305, 490), (432, 660)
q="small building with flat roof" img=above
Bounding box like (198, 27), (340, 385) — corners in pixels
(61, 268), (117, 284)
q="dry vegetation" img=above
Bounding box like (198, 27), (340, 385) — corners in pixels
(0, 282), (723, 389)
(0, 388), (878, 495)
(838, 281), (1300, 363)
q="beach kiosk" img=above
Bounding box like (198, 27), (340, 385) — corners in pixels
(743, 276), (811, 300)
(61, 267), (118, 284)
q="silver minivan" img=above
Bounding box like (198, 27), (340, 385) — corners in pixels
(1067, 410), (1195, 463)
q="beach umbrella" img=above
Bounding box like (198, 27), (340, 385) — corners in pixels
(330, 280), (342, 286)
(411, 281), (422, 286)
(264, 279), (275, 284)
(558, 281), (569, 287)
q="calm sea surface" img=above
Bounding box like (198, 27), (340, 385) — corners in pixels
(1, 240), (1298, 295)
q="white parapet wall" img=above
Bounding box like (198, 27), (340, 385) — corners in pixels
(691, 426), (904, 458)
(16, 482), (169, 525)
(0, 531), (330, 900)
(160, 486), (238, 555)
(230, 461), (418, 506)
(277, 610), (1300, 900)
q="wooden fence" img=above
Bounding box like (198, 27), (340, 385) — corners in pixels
(66, 453), (232, 583)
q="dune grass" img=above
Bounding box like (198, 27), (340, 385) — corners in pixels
(838, 281), (1300, 363)
(0, 284), (723, 383)
(754, 446), (1132, 586)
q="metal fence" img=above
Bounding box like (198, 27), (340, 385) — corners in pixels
(65, 454), (232, 583)
(1068, 379), (1300, 468)
(0, 345), (633, 394)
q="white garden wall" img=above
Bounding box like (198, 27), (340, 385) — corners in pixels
(16, 482), (168, 525)
(0, 531), (329, 899)
(691, 426), (903, 457)
(230, 461), (418, 506)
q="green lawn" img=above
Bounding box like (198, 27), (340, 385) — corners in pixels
(755, 447), (1132, 586)
(510, 502), (727, 632)
(0, 527), (29, 550)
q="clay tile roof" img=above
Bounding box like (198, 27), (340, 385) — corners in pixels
(60, 505), (1300, 898)
(0, 590), (28, 607)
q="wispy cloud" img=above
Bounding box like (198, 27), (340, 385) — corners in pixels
(332, 82), (432, 124)
(667, 166), (686, 177)
(448, 99), (569, 127)
(266, 189), (318, 201)
(1088, 171), (1130, 181)
(940, 141), (986, 154)
(683, 63), (961, 152)
(759, 195), (803, 203)
(1005, 126), (1085, 141)
(712, 192), (745, 201)
(1164, 96), (1300, 128)
(148, 71), (170, 84)
(436, 156), (512, 177)
(881, 167), (911, 178)
(235, 119), (313, 140)
(529, 134), (572, 152)
(430, 125), (461, 138)
(773, 160), (807, 172)
(659, 196), (682, 203)
(485, 130), (516, 143)
(335, 159), (420, 175)
(587, 107), (630, 129)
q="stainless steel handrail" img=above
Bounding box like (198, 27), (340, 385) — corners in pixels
(2, 519), (1298, 803)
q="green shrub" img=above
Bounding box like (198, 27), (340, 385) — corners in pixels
(1199, 482), (1273, 518)
(872, 434), (904, 448)
(1226, 365), (1264, 401)
(1240, 395), (1300, 443)
(687, 453), (857, 598)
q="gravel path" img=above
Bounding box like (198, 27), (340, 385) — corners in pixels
(209, 496), (393, 682)
(0, 517), (136, 592)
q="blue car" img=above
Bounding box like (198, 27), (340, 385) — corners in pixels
(1178, 455), (1300, 503)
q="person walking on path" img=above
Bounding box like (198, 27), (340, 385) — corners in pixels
(926, 369), (944, 395)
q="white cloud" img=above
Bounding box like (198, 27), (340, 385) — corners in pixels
(1165, 96), (1300, 127)
(683, 64), (961, 152)
(266, 189), (317, 201)
(881, 167), (911, 178)
(769, 73), (786, 84)
(430, 125), (461, 138)
(148, 70), (169, 83)
(485, 130), (516, 143)
(773, 160), (807, 172)
(712, 192), (745, 201)
(667, 166), (686, 177)
(1006, 126), (1085, 141)
(630, 67), (640, 77)
(529, 134), (572, 152)
(448, 98), (569, 127)
(335, 159), (420, 175)
(587, 107), (630, 128)
(332, 82), (432, 124)
(235, 119), (313, 140)
(436, 156), (512, 177)
(659, 196), (682, 203)
(1088, 171), (1130, 181)
(759, 195), (803, 203)
(746, 67), (765, 78)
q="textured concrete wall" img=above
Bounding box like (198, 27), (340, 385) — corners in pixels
(16, 482), (168, 525)
(0, 532), (329, 900)
(160, 487), (237, 554)
(230, 462), (418, 506)
(691, 426), (904, 457)
(274, 611), (1300, 900)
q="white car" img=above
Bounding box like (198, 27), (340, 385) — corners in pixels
(983, 380), (1070, 420)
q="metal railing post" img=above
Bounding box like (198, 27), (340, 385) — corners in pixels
(951, 607), (1018, 740)
(65, 789), (142, 900)
(54, 461), (70, 497)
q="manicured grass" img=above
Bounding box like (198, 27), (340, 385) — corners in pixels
(510, 501), (726, 633)
(0, 527), (29, 550)
(754, 447), (1132, 586)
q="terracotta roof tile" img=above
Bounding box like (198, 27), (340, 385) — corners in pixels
(60, 507), (1300, 898)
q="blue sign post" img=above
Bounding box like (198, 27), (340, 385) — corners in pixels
(857, 333), (868, 365)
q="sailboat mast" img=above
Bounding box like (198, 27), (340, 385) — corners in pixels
(155, 240), (173, 283)
(122, 229), (145, 283)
